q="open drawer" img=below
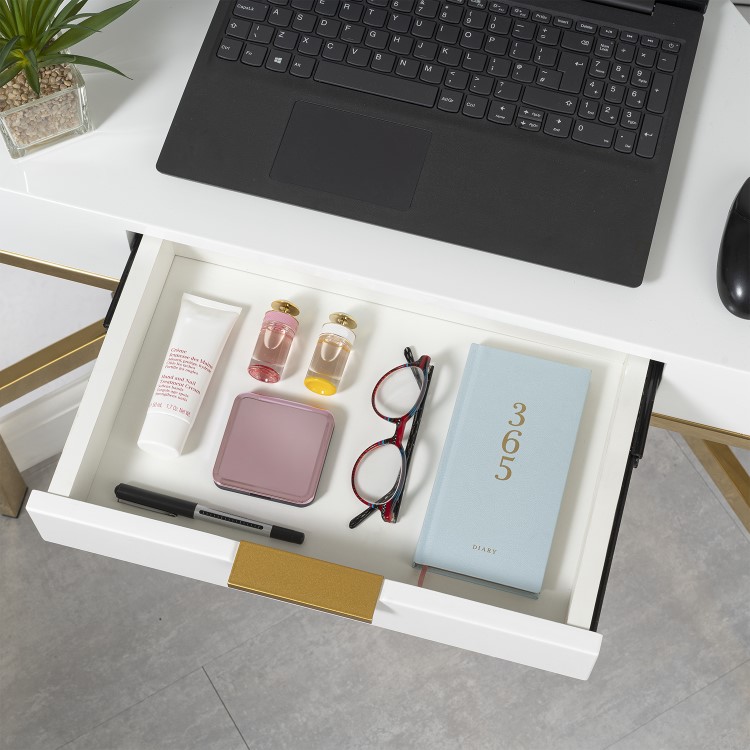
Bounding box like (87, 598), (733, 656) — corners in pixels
(27, 235), (659, 680)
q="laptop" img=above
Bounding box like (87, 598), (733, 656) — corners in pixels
(157, 0), (706, 287)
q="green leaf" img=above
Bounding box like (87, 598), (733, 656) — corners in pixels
(35, 0), (67, 37)
(0, 33), (19, 71)
(23, 48), (40, 96)
(0, 57), (21, 88)
(0, 1), (15, 38)
(43, 52), (131, 78)
(7, 0), (25, 38)
(45, 0), (139, 54)
(54, 0), (89, 26)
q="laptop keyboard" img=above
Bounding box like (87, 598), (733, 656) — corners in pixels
(218, 0), (682, 158)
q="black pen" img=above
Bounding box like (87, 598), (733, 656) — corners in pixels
(114, 483), (305, 545)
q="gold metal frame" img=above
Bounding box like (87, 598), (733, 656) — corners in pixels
(0, 249), (118, 517)
(651, 413), (750, 533)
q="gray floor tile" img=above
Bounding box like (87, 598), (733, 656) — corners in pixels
(609, 660), (750, 750)
(205, 606), (527, 750)
(0, 510), (296, 750)
(60, 669), (248, 750)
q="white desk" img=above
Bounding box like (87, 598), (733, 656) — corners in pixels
(1, 0), (749, 435)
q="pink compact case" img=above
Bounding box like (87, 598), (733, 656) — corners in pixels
(213, 392), (334, 506)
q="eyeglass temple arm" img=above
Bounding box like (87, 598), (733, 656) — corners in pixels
(392, 362), (434, 521)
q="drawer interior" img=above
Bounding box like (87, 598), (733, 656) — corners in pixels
(51, 237), (648, 630)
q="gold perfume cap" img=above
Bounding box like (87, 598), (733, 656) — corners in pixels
(272, 300), (300, 317)
(329, 312), (357, 330)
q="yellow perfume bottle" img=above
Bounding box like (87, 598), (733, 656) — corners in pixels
(304, 313), (357, 396)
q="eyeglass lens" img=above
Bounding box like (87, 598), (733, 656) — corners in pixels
(352, 443), (404, 505)
(374, 364), (426, 419)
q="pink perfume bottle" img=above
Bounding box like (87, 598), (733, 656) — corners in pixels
(248, 300), (300, 383)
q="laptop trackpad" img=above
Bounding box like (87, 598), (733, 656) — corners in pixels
(270, 101), (431, 211)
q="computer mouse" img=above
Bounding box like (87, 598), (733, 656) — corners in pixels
(717, 177), (750, 319)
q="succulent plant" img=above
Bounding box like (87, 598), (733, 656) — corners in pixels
(0, 0), (140, 96)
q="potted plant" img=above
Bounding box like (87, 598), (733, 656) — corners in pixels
(0, 0), (139, 158)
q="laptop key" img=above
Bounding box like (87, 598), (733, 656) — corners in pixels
(275, 30), (299, 49)
(438, 89), (462, 111)
(615, 42), (635, 63)
(572, 120), (614, 148)
(636, 113), (661, 158)
(323, 40), (347, 60)
(543, 114), (572, 137)
(463, 51), (487, 71)
(620, 108), (641, 129)
(462, 94), (488, 118)
(341, 23), (364, 42)
(517, 117), (541, 131)
(372, 51), (396, 71)
(290, 55), (315, 76)
(218, 38), (243, 60)
(445, 69), (469, 88)
(396, 57), (420, 77)
(292, 12), (316, 31)
(470, 74), (493, 94)
(227, 18), (252, 38)
(316, 0), (339, 16)
(346, 46), (371, 65)
(536, 68), (561, 89)
(615, 129), (636, 153)
(511, 61), (535, 82)
(421, 61), (445, 82)
(647, 72), (671, 114)
(562, 31), (592, 53)
(578, 99), (598, 119)
(266, 49), (292, 71)
(510, 40), (533, 60)
(250, 23), (274, 43)
(488, 56), (511, 76)
(437, 23), (460, 43)
(534, 46), (557, 67)
(314, 59), (438, 105)
(235, 1), (269, 21)
(268, 6), (292, 24)
(298, 35), (323, 54)
(657, 52), (677, 73)
(318, 17), (341, 37)
(558, 52), (586, 93)
(494, 79), (521, 100)
(339, 1), (362, 20)
(599, 104), (619, 125)
(487, 100), (515, 123)
(522, 87), (576, 115)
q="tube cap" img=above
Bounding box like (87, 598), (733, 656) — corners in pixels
(270, 526), (305, 544)
(137, 412), (191, 458)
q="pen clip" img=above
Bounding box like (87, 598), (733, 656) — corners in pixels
(117, 498), (178, 517)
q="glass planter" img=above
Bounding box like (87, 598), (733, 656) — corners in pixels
(0, 66), (91, 159)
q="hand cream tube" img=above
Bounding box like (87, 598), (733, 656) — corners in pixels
(137, 293), (241, 458)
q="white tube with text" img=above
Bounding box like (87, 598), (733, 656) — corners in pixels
(137, 293), (241, 458)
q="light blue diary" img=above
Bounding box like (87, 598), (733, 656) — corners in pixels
(414, 344), (591, 597)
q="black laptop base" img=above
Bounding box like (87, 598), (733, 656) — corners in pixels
(157, 0), (704, 287)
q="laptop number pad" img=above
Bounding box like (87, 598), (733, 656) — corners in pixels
(220, 0), (681, 158)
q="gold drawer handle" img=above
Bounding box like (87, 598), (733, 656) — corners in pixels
(228, 541), (384, 623)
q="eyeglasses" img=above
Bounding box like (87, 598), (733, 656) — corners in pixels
(350, 347), (434, 527)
